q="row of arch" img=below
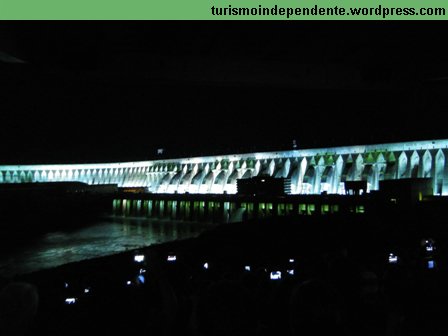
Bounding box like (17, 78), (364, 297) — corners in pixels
(1, 148), (447, 195)
(146, 149), (446, 195)
(0, 166), (149, 187)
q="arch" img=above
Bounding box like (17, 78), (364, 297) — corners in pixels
(169, 170), (183, 186)
(289, 167), (299, 194)
(295, 158), (308, 194)
(189, 168), (207, 193)
(422, 151), (432, 178)
(202, 171), (214, 185)
(409, 151), (420, 178)
(240, 169), (253, 179)
(362, 165), (373, 181)
(384, 161), (397, 180)
(91, 169), (98, 185)
(105, 169), (112, 184)
(214, 170), (227, 185)
(199, 171), (215, 193)
(362, 164), (374, 191)
(191, 169), (205, 185)
(435, 150), (445, 195)
(341, 160), (353, 182)
(105, 169), (112, 183)
(397, 152), (408, 179)
(287, 160), (300, 181)
(320, 166), (334, 193)
(180, 168), (196, 186)
(375, 153), (387, 183)
(302, 165), (316, 194)
(273, 160), (282, 178)
(254, 160), (261, 176)
(275, 159), (291, 178)
(334, 156), (345, 194)
(226, 169), (239, 185)
(211, 161), (220, 171)
(224, 169), (240, 194)
(211, 170), (227, 193)
(303, 165), (315, 183)
(265, 160), (276, 176)
(178, 165), (197, 193)
(353, 155), (364, 181)
(160, 172), (174, 186)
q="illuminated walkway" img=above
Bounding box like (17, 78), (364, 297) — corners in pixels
(2, 139), (448, 195)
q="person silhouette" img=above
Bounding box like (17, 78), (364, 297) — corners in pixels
(0, 282), (39, 336)
(289, 279), (346, 336)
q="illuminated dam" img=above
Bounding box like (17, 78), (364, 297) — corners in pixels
(2, 139), (448, 196)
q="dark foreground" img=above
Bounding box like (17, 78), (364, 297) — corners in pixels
(1, 212), (448, 336)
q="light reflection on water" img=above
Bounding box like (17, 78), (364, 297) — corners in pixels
(0, 217), (213, 278)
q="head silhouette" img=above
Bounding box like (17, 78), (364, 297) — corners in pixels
(0, 282), (39, 336)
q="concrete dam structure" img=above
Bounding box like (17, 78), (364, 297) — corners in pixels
(2, 139), (448, 196)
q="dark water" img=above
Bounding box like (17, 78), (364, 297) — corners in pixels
(0, 217), (214, 278)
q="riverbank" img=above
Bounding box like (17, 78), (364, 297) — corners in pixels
(0, 216), (214, 279)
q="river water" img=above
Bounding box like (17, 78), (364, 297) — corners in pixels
(0, 217), (214, 278)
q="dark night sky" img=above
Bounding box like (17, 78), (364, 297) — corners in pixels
(1, 22), (448, 164)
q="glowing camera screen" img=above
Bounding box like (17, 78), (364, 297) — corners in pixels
(270, 271), (282, 280)
(134, 255), (145, 263)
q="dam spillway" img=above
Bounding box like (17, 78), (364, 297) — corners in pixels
(1, 139), (448, 196)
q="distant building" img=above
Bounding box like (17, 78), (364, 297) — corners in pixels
(237, 176), (291, 196)
(379, 178), (433, 204)
(344, 181), (368, 195)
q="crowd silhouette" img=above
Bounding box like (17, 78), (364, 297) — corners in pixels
(1, 213), (447, 336)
